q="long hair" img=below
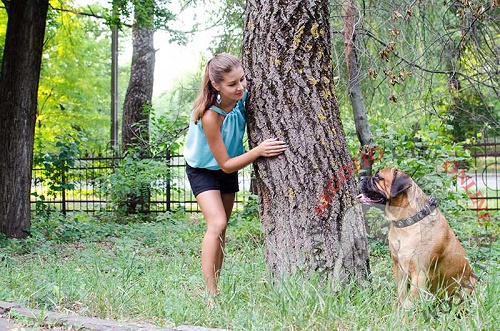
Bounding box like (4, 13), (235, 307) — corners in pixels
(191, 53), (242, 123)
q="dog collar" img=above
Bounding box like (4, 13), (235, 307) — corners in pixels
(393, 197), (438, 228)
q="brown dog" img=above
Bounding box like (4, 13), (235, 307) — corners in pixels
(357, 167), (476, 308)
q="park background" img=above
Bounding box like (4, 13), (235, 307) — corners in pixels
(1, 0), (499, 330)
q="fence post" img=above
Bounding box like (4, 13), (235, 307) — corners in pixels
(166, 148), (171, 212)
(61, 171), (67, 215)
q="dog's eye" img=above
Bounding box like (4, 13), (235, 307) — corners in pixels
(374, 174), (383, 181)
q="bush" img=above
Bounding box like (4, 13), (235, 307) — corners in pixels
(99, 153), (169, 218)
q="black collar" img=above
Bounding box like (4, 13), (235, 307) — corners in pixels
(393, 197), (438, 228)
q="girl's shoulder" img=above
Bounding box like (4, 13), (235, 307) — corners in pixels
(201, 109), (224, 128)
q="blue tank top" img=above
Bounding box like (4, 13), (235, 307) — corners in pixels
(184, 91), (247, 170)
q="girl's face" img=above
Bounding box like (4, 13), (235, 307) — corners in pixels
(213, 66), (247, 103)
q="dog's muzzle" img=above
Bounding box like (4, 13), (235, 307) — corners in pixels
(357, 176), (387, 205)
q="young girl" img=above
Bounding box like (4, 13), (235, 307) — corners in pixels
(184, 53), (287, 295)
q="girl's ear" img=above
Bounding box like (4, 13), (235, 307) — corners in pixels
(211, 81), (219, 92)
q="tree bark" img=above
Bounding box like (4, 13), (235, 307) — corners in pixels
(0, 0), (49, 238)
(243, 0), (370, 282)
(342, 0), (373, 176)
(121, 5), (155, 153)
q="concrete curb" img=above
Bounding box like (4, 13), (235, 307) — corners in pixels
(0, 301), (229, 331)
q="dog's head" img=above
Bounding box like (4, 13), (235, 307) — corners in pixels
(357, 167), (413, 207)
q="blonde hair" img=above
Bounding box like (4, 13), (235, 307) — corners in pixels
(192, 53), (242, 123)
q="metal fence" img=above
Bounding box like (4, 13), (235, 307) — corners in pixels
(30, 136), (500, 214)
(462, 135), (500, 211)
(31, 151), (253, 214)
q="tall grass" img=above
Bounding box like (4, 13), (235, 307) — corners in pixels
(0, 208), (498, 330)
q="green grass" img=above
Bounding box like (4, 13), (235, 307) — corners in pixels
(0, 208), (499, 331)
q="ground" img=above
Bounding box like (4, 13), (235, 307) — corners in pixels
(0, 301), (227, 331)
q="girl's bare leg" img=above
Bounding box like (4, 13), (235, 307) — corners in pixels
(197, 191), (235, 295)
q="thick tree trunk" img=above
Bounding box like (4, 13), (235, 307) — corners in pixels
(342, 0), (373, 176)
(0, 0), (49, 238)
(121, 11), (155, 153)
(243, 0), (370, 282)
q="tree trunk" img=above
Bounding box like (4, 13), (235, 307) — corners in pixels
(243, 0), (370, 283)
(0, 0), (49, 238)
(120, 4), (155, 215)
(121, 6), (155, 153)
(342, 0), (373, 176)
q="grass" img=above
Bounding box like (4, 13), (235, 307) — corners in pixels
(0, 206), (499, 330)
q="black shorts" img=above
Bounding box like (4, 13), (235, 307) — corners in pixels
(186, 163), (239, 197)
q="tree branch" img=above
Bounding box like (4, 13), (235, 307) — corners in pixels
(359, 28), (499, 92)
(50, 5), (133, 28)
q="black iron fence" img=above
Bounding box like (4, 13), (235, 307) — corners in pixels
(31, 136), (500, 215)
(462, 136), (500, 212)
(31, 151), (253, 214)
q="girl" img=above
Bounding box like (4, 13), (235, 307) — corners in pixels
(184, 53), (286, 295)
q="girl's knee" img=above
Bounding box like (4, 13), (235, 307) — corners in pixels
(207, 218), (227, 235)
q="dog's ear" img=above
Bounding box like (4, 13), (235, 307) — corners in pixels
(390, 171), (412, 198)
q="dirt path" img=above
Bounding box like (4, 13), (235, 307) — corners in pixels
(0, 301), (228, 331)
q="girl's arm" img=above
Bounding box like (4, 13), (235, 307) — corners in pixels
(203, 111), (286, 173)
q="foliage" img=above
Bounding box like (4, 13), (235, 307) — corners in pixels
(229, 195), (263, 249)
(36, 2), (116, 152)
(122, 70), (196, 155)
(206, 0), (245, 56)
(332, 0), (499, 144)
(33, 213), (121, 246)
(446, 89), (500, 140)
(32, 132), (82, 216)
(33, 134), (82, 196)
(349, 117), (470, 182)
(105, 0), (186, 44)
(149, 110), (188, 155)
(99, 152), (169, 217)
(152, 69), (200, 154)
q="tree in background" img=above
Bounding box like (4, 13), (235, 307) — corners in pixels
(114, 0), (179, 215)
(243, 0), (370, 281)
(119, 0), (157, 214)
(0, 0), (49, 238)
(117, 0), (185, 153)
(121, 0), (156, 152)
(342, 0), (372, 175)
(0, 0), (190, 230)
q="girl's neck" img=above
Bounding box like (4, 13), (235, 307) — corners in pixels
(216, 100), (237, 113)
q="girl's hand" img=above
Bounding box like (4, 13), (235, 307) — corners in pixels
(258, 138), (287, 157)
